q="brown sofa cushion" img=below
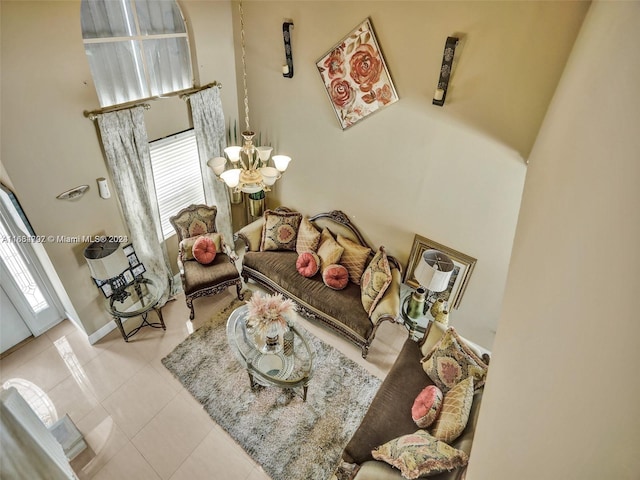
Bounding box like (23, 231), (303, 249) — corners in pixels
(243, 251), (373, 340)
(342, 337), (429, 465)
(182, 254), (239, 295)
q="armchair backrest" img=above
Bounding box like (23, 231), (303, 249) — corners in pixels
(169, 204), (218, 243)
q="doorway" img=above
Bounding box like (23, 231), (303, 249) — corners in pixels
(0, 187), (64, 354)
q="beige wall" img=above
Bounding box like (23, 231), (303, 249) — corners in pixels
(0, 0), (238, 337)
(234, 1), (588, 346)
(468, 2), (640, 478)
(1, 1), (588, 346)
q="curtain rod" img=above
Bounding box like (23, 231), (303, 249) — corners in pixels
(85, 102), (151, 121)
(84, 81), (222, 120)
(179, 81), (222, 100)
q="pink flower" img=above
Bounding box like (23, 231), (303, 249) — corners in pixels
(375, 84), (393, 105)
(324, 48), (345, 78)
(330, 78), (356, 109)
(247, 292), (296, 332)
(349, 44), (383, 92)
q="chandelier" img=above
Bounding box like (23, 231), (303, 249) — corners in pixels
(208, 0), (291, 194)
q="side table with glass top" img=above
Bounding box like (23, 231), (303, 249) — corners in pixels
(106, 275), (166, 342)
(226, 305), (314, 401)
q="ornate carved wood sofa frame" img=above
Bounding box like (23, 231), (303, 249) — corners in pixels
(234, 209), (402, 358)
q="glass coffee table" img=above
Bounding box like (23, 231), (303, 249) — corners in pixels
(226, 304), (314, 401)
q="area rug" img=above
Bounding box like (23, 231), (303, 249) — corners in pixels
(161, 297), (382, 480)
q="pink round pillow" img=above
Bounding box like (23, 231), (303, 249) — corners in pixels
(296, 252), (320, 278)
(412, 385), (443, 428)
(192, 235), (217, 265)
(322, 264), (349, 290)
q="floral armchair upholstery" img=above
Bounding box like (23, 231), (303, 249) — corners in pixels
(169, 204), (243, 319)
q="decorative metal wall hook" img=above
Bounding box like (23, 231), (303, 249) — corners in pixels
(433, 36), (460, 107)
(282, 20), (294, 78)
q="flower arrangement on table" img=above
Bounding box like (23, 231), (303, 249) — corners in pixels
(246, 292), (297, 337)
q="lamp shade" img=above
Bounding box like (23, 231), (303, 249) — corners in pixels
(208, 157), (227, 176)
(272, 155), (291, 172)
(224, 146), (242, 162)
(83, 241), (129, 280)
(414, 249), (454, 293)
(220, 169), (241, 188)
(256, 146), (273, 161)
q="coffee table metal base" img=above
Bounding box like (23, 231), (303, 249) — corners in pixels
(246, 358), (309, 402)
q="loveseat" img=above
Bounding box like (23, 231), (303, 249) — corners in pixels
(336, 322), (491, 480)
(234, 208), (402, 358)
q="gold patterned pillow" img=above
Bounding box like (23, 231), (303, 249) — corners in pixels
(361, 246), (392, 316)
(337, 234), (371, 285)
(421, 327), (488, 393)
(260, 210), (302, 251)
(296, 216), (321, 254)
(317, 228), (344, 271)
(430, 376), (474, 443)
(372, 430), (469, 479)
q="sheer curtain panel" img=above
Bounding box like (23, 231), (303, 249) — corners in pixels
(187, 87), (233, 245)
(95, 106), (173, 302)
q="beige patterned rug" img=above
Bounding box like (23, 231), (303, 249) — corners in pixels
(162, 297), (381, 480)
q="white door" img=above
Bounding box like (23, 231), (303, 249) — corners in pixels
(0, 284), (32, 352)
(0, 215), (63, 354)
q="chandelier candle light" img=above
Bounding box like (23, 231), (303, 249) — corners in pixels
(207, 0), (291, 195)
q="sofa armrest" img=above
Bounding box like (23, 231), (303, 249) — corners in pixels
(370, 267), (401, 325)
(234, 217), (265, 252)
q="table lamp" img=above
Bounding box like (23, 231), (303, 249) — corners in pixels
(83, 241), (130, 301)
(413, 249), (454, 314)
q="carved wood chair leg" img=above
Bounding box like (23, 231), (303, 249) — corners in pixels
(361, 344), (369, 359)
(186, 297), (195, 320)
(236, 283), (244, 300)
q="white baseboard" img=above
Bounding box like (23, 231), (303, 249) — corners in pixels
(87, 320), (116, 345)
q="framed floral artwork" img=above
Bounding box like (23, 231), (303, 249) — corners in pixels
(404, 234), (477, 310)
(316, 18), (398, 130)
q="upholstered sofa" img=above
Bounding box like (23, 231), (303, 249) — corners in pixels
(336, 322), (491, 480)
(234, 208), (402, 358)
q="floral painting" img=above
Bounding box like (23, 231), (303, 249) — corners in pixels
(316, 18), (398, 130)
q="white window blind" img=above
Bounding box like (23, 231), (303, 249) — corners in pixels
(149, 129), (206, 239)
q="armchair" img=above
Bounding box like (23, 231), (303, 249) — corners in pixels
(169, 204), (243, 320)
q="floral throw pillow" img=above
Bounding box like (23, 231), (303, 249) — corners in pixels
(372, 430), (469, 480)
(430, 376), (474, 444)
(360, 246), (392, 316)
(421, 327), (488, 393)
(260, 210), (302, 252)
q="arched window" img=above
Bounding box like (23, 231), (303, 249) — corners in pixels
(81, 0), (193, 107)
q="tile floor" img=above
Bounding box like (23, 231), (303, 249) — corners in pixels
(0, 284), (408, 480)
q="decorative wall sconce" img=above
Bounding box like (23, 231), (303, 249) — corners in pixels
(433, 36), (460, 107)
(56, 185), (89, 200)
(282, 20), (294, 78)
